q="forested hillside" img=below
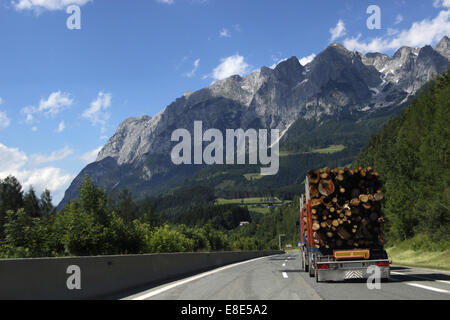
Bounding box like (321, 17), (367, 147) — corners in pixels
(0, 174), (299, 258)
(354, 68), (450, 248)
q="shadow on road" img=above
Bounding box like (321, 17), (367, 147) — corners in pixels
(390, 273), (450, 283)
(390, 266), (411, 271)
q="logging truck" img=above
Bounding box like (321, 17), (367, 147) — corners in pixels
(299, 167), (390, 282)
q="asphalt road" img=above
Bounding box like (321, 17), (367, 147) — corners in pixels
(123, 252), (450, 300)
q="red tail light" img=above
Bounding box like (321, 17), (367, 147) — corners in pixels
(316, 264), (329, 269)
(376, 261), (390, 267)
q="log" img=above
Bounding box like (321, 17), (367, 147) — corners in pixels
(309, 185), (319, 198)
(359, 194), (369, 203)
(308, 170), (320, 184)
(312, 222), (321, 231)
(307, 165), (385, 251)
(318, 179), (335, 196)
(374, 190), (384, 201)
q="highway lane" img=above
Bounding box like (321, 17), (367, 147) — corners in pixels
(123, 252), (450, 300)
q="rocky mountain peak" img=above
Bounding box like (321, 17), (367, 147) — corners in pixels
(60, 38), (450, 208)
(435, 36), (450, 60)
(273, 56), (305, 83)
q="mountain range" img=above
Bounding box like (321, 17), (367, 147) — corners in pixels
(59, 36), (450, 209)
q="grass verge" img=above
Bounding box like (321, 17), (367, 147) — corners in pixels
(387, 246), (450, 271)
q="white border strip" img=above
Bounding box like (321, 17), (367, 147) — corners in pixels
(405, 283), (450, 294)
(130, 255), (272, 300)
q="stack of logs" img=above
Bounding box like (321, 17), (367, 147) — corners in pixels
(304, 166), (385, 250)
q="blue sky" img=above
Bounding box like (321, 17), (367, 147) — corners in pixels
(0, 0), (449, 204)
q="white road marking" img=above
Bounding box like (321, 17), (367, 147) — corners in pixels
(405, 283), (450, 294)
(130, 256), (270, 300)
(391, 271), (450, 285)
(282, 272), (288, 279)
(282, 263), (286, 267)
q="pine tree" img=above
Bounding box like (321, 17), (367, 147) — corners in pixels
(117, 189), (137, 223)
(0, 176), (24, 239)
(23, 187), (41, 218)
(39, 189), (54, 217)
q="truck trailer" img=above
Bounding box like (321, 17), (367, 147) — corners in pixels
(299, 167), (390, 282)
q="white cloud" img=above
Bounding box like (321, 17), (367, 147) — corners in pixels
(80, 146), (102, 163)
(270, 57), (287, 69)
(209, 54), (250, 81)
(82, 91), (112, 132)
(17, 167), (73, 200)
(434, 0), (450, 8)
(21, 106), (35, 124)
(0, 111), (11, 130)
(29, 146), (74, 165)
(343, 5), (450, 53)
(21, 91), (73, 122)
(31, 126), (38, 132)
(184, 59), (200, 78)
(220, 28), (231, 38)
(0, 97), (3, 105)
(56, 120), (65, 133)
(330, 19), (346, 42)
(0, 143), (27, 173)
(299, 53), (316, 66)
(0, 143), (74, 203)
(12, 0), (91, 12)
(38, 91), (73, 116)
(156, 0), (174, 4)
(387, 28), (399, 36)
(394, 14), (404, 25)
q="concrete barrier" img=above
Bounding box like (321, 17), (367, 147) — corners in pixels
(0, 250), (282, 299)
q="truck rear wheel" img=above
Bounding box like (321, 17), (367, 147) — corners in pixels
(309, 257), (314, 277)
(303, 252), (309, 272)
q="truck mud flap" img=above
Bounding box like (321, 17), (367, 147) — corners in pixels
(344, 270), (364, 279)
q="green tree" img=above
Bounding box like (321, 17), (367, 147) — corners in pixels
(55, 201), (104, 256)
(117, 189), (138, 223)
(0, 176), (24, 239)
(40, 189), (55, 217)
(147, 224), (195, 253)
(79, 175), (109, 225)
(23, 187), (41, 218)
